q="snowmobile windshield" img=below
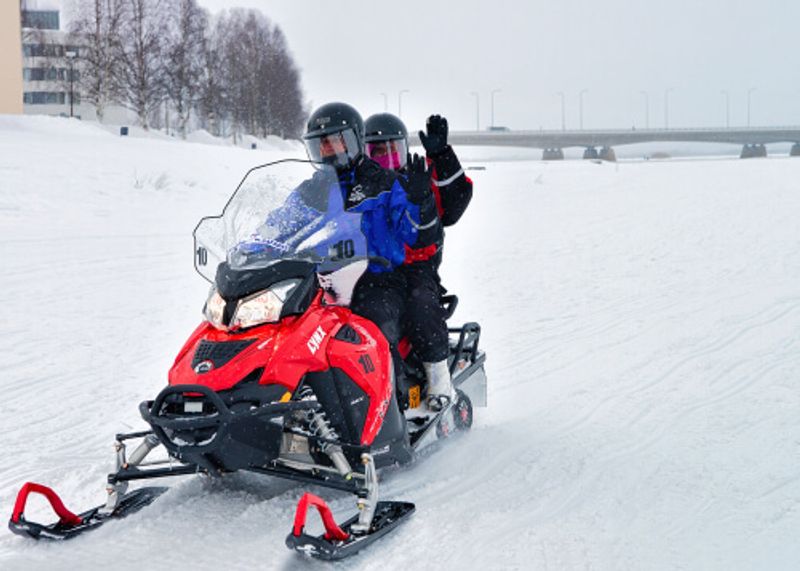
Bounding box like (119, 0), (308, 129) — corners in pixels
(193, 159), (368, 283)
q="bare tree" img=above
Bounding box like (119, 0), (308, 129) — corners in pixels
(114, 0), (173, 128)
(261, 26), (306, 138)
(67, 0), (124, 122)
(218, 9), (263, 140)
(196, 13), (230, 136)
(208, 9), (305, 141)
(163, 0), (207, 137)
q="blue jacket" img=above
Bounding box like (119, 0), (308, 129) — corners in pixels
(338, 156), (423, 272)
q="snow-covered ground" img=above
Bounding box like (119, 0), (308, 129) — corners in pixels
(1, 116), (799, 570)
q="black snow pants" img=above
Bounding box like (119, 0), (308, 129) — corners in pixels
(350, 270), (406, 348)
(400, 259), (449, 363)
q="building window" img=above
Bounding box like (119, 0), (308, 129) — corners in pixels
(24, 68), (44, 81)
(23, 92), (67, 105)
(22, 10), (60, 31)
(23, 44), (66, 58)
(23, 68), (80, 82)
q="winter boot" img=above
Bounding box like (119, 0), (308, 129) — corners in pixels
(423, 360), (455, 412)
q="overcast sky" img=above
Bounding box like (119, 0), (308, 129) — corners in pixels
(198, 0), (799, 132)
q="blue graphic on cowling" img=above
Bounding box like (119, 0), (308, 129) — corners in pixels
(231, 172), (367, 273)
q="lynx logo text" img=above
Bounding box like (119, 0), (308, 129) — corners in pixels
(307, 326), (327, 355)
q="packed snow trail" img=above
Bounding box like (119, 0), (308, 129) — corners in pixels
(1, 117), (799, 570)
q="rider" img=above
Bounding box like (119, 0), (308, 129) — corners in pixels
(302, 102), (436, 373)
(363, 112), (473, 411)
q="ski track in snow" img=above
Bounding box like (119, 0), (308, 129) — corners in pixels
(2, 117), (800, 570)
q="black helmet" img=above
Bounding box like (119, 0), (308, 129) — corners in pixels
(303, 102), (364, 171)
(363, 113), (409, 171)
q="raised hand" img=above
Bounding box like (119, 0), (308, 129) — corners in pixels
(418, 114), (449, 155)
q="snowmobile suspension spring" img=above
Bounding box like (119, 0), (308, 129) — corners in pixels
(305, 409), (342, 456)
(296, 387), (341, 445)
(297, 386), (352, 477)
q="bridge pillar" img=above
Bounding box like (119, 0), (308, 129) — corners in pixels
(542, 148), (564, 161)
(583, 147), (599, 160)
(599, 146), (617, 162)
(741, 144), (767, 158)
(790, 143), (800, 157)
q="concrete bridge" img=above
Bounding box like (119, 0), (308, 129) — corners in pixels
(411, 127), (800, 160)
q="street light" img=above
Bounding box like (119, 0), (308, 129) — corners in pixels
(470, 91), (480, 131)
(557, 91), (566, 131)
(747, 87), (757, 127)
(639, 91), (649, 129)
(579, 89), (588, 130)
(380, 92), (388, 112)
(664, 88), (673, 129)
(721, 90), (730, 128)
(65, 50), (77, 118)
(490, 89), (501, 129)
(398, 89), (410, 118)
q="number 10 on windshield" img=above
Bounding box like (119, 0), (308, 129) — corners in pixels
(330, 239), (355, 261)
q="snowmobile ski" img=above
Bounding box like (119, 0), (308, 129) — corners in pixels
(286, 492), (415, 561)
(8, 482), (167, 541)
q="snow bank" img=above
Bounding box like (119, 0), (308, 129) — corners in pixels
(0, 115), (305, 241)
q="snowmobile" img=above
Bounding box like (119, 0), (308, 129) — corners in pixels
(8, 159), (487, 560)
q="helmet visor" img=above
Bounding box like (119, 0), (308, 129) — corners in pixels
(304, 128), (361, 169)
(365, 138), (408, 171)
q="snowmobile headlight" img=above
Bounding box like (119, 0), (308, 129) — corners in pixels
(230, 279), (301, 330)
(204, 289), (226, 330)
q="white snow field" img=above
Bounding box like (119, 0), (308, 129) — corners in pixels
(1, 116), (799, 570)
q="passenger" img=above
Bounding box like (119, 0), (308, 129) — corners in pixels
(363, 113), (473, 411)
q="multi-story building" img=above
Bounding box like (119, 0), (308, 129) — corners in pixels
(0, 2), (24, 114)
(20, 0), (89, 118)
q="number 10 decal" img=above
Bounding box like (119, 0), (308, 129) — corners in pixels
(332, 239), (355, 261)
(197, 247), (208, 266)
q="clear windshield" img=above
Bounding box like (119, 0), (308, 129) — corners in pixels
(193, 159), (368, 283)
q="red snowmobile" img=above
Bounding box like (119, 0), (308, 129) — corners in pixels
(8, 160), (487, 560)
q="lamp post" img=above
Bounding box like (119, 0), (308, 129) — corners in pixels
(639, 90), (649, 129)
(380, 92), (388, 112)
(721, 90), (730, 128)
(490, 89), (501, 129)
(579, 89), (588, 130)
(398, 89), (410, 118)
(557, 91), (565, 131)
(470, 91), (480, 131)
(664, 88), (673, 129)
(747, 87), (756, 127)
(65, 50), (77, 118)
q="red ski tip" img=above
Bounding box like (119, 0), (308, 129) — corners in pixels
(292, 492), (349, 542)
(11, 482), (82, 526)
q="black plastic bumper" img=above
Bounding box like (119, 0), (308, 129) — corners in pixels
(140, 384), (318, 472)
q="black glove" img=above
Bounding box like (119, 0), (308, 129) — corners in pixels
(405, 152), (431, 203)
(418, 114), (448, 156)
